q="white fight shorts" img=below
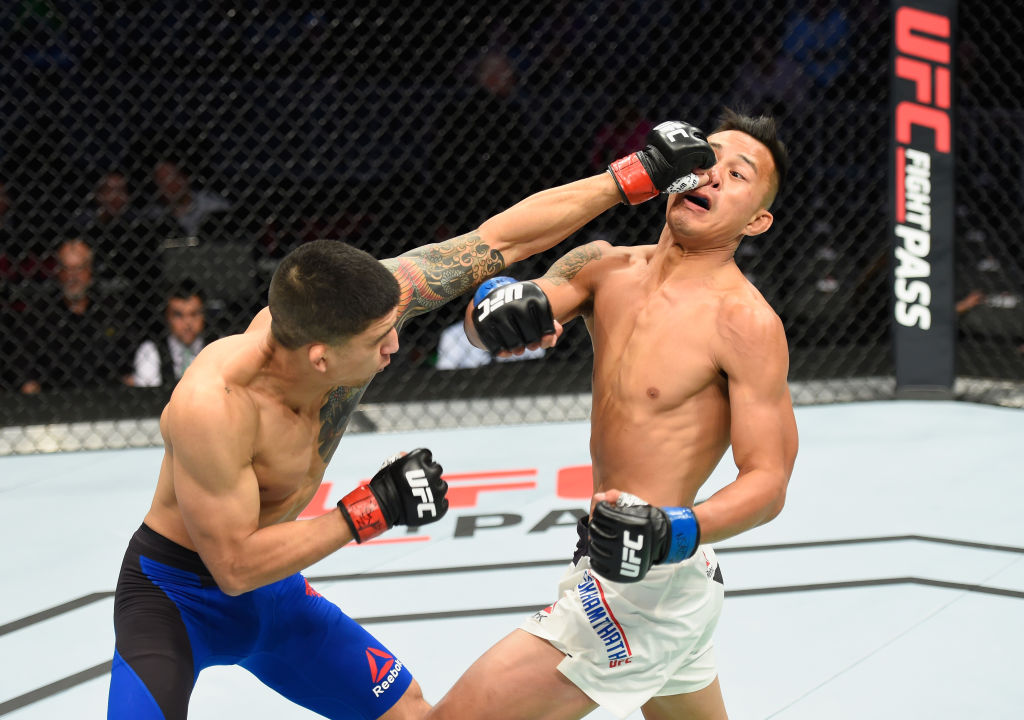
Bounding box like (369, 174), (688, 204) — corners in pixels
(520, 546), (724, 719)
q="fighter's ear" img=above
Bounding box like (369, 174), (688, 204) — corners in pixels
(744, 208), (773, 237)
(308, 343), (328, 373)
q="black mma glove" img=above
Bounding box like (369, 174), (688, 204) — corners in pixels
(587, 492), (700, 583)
(608, 120), (717, 205)
(338, 448), (449, 543)
(471, 276), (555, 355)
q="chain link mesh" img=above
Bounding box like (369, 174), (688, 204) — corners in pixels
(954, 0), (1024, 387)
(0, 1), (1020, 453)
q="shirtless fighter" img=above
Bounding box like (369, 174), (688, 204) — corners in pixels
(428, 109), (799, 720)
(106, 120), (716, 720)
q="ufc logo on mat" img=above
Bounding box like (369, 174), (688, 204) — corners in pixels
(405, 469), (437, 519)
(475, 284), (523, 321)
(620, 531), (643, 578)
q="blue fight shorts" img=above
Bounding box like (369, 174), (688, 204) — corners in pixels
(107, 524), (413, 719)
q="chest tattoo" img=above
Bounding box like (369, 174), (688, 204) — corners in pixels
(318, 385), (366, 464)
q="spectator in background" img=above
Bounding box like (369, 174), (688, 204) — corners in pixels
(127, 279), (210, 388)
(79, 170), (141, 274)
(17, 237), (130, 394)
(78, 169), (177, 344)
(147, 157), (231, 237)
(90, 170), (133, 226)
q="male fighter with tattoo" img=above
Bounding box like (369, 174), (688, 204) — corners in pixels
(106, 120), (716, 720)
(431, 110), (798, 720)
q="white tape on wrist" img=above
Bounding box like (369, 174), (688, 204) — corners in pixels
(615, 491), (649, 508)
(666, 173), (699, 194)
(379, 452), (405, 469)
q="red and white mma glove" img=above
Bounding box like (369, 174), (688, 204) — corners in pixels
(607, 120), (717, 205)
(587, 492), (700, 583)
(337, 448), (449, 543)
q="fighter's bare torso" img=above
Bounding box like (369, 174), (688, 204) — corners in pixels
(143, 310), (363, 549)
(138, 176), (629, 557)
(574, 244), (781, 508)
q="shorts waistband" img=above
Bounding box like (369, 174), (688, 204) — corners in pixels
(131, 523), (214, 581)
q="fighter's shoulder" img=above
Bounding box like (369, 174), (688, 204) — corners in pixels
(544, 240), (632, 282)
(716, 280), (785, 349)
(165, 351), (259, 441)
(587, 239), (639, 263)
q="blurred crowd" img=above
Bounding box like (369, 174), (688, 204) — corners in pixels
(1, 0), (1021, 401)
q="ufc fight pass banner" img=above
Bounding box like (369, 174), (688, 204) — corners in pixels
(890, 0), (957, 393)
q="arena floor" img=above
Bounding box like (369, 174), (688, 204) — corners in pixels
(1, 400), (1023, 719)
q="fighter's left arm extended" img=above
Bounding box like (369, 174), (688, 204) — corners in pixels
(380, 173), (622, 328)
(695, 300), (799, 544)
(381, 117), (718, 327)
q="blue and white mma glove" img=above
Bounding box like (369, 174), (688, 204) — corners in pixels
(588, 492), (701, 583)
(471, 276), (555, 355)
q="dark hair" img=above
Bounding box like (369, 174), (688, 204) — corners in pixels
(268, 239), (400, 349)
(713, 108), (789, 206)
(168, 278), (203, 304)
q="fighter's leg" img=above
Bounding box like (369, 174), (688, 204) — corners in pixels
(108, 553), (198, 720)
(640, 677), (728, 720)
(241, 575), (428, 719)
(426, 629), (597, 720)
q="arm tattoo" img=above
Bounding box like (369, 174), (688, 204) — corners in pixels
(381, 232), (506, 326)
(317, 385), (367, 464)
(543, 243), (604, 286)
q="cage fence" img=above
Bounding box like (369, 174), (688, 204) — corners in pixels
(0, 1), (1021, 454)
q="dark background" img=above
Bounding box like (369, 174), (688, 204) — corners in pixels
(1, 1), (1021, 438)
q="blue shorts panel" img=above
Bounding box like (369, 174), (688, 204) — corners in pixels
(241, 573), (414, 717)
(108, 524), (413, 719)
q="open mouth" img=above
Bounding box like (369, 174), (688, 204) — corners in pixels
(684, 194), (710, 210)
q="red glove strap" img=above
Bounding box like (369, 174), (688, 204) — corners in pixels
(608, 153), (659, 205)
(338, 485), (388, 543)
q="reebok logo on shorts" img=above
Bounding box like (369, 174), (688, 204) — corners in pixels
(532, 601), (557, 623)
(304, 578), (322, 597)
(701, 550), (725, 585)
(366, 647), (404, 696)
(576, 571), (632, 668)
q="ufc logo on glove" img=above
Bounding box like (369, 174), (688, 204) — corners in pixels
(475, 284), (524, 321)
(405, 468), (437, 519)
(338, 448), (449, 543)
(653, 121), (693, 142)
(620, 532), (644, 579)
